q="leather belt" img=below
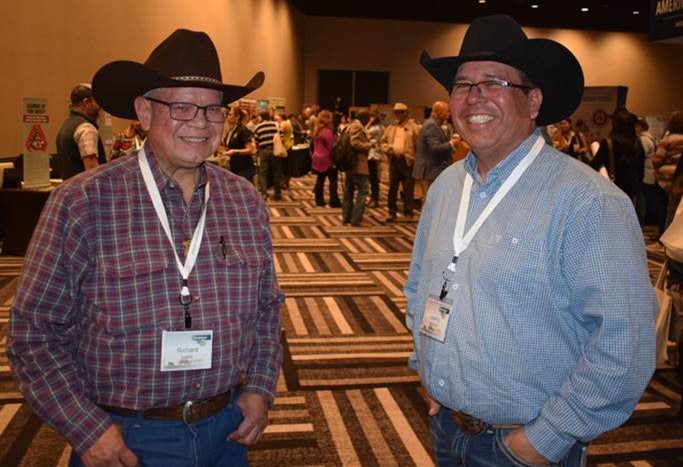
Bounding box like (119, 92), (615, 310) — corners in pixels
(449, 409), (520, 436)
(100, 391), (231, 424)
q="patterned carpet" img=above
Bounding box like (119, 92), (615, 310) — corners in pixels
(0, 174), (682, 466)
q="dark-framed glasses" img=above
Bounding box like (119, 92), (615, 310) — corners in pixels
(449, 78), (534, 99)
(145, 97), (227, 123)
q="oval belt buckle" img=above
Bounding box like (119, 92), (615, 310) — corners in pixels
(182, 400), (194, 424)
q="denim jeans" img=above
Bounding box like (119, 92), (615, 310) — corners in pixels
(388, 157), (414, 215)
(69, 400), (247, 467)
(429, 408), (587, 467)
(258, 148), (283, 198)
(368, 159), (380, 203)
(342, 173), (369, 224)
(313, 168), (341, 207)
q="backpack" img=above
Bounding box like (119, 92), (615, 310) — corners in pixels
(332, 128), (356, 172)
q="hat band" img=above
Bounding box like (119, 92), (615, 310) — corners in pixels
(171, 75), (222, 85)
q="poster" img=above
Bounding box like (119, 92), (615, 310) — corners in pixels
(22, 97), (51, 189)
(570, 86), (627, 143)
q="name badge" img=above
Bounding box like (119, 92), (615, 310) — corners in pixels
(161, 330), (213, 372)
(420, 296), (452, 343)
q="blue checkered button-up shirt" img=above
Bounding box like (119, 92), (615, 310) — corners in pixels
(406, 131), (656, 462)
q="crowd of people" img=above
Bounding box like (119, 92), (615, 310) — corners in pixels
(10, 13), (681, 467)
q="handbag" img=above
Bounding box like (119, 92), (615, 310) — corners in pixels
(654, 262), (673, 367)
(272, 124), (288, 158)
(660, 196), (683, 262)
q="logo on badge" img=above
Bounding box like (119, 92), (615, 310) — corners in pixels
(192, 334), (211, 347)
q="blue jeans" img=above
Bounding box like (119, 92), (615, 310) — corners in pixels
(342, 173), (369, 224)
(70, 400), (247, 467)
(429, 409), (587, 467)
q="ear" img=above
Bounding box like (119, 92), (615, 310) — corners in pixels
(134, 97), (152, 131)
(528, 88), (543, 121)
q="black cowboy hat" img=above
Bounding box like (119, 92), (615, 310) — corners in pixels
(92, 29), (264, 120)
(420, 15), (584, 126)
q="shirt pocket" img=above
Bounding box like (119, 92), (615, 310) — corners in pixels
(95, 250), (170, 333)
(212, 247), (264, 316)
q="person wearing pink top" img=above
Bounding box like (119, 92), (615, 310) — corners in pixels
(311, 110), (341, 207)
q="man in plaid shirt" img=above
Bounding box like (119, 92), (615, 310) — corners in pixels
(8, 30), (282, 467)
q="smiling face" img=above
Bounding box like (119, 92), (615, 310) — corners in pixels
(134, 87), (223, 174)
(450, 61), (542, 168)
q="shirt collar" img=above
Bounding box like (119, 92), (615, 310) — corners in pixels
(141, 142), (209, 193)
(464, 129), (541, 186)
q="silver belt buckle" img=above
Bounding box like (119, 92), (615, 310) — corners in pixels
(182, 400), (194, 423)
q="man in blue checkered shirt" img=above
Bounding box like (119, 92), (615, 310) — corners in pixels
(408, 15), (656, 466)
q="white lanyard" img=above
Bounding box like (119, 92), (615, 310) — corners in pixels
(138, 147), (210, 327)
(440, 136), (544, 298)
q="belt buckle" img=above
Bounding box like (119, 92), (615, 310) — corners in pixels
(182, 400), (195, 424)
(451, 410), (486, 436)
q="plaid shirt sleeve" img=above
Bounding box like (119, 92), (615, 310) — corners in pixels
(7, 184), (114, 456)
(243, 201), (284, 401)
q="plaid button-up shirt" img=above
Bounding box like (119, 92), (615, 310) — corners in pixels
(8, 148), (283, 455)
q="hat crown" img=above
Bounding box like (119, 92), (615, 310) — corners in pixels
(145, 29), (222, 83)
(459, 15), (528, 57)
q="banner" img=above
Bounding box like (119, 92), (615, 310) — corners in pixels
(570, 86), (628, 143)
(22, 97), (51, 189)
(649, 0), (683, 42)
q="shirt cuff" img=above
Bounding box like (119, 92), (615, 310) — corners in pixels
(524, 416), (576, 463)
(63, 408), (114, 456)
(243, 372), (277, 403)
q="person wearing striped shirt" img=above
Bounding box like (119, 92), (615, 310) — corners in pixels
(254, 111), (282, 200)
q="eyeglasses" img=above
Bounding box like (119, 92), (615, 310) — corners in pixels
(145, 97), (227, 123)
(449, 78), (534, 99)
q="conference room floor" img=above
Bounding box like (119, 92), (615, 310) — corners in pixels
(0, 174), (681, 466)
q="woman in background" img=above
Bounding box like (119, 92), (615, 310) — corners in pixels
(365, 112), (384, 208)
(222, 107), (255, 183)
(591, 107), (644, 204)
(311, 110), (341, 207)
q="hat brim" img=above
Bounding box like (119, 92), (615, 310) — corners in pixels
(420, 38), (584, 126)
(93, 61), (264, 120)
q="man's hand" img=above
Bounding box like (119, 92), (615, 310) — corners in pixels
(504, 427), (552, 466)
(424, 393), (442, 416)
(81, 424), (138, 467)
(227, 392), (269, 446)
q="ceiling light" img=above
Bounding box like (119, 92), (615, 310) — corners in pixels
(581, 7), (589, 12)
(479, 0), (486, 4)
(531, 4), (539, 8)
(633, 10), (640, 15)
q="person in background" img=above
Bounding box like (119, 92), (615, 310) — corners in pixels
(9, 29), (282, 466)
(311, 110), (341, 207)
(110, 120), (146, 160)
(636, 117), (658, 225)
(365, 111), (384, 208)
(277, 113), (294, 190)
(420, 101), (460, 190)
(222, 106), (255, 183)
(254, 110), (281, 200)
(573, 119), (593, 163)
(551, 117), (577, 156)
(56, 83), (107, 179)
(381, 103), (420, 222)
(590, 107), (645, 205)
(656, 110), (683, 412)
(342, 109), (373, 226)
(411, 14), (655, 466)
(653, 111), (683, 233)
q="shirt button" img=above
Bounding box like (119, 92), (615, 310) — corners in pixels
(438, 379), (445, 387)
(193, 295), (201, 302)
(195, 383), (202, 389)
(479, 192), (487, 199)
